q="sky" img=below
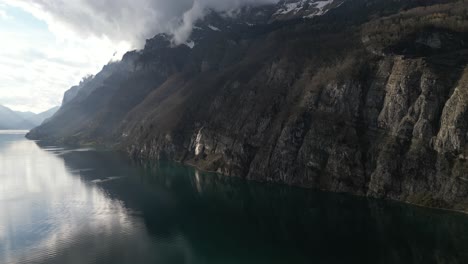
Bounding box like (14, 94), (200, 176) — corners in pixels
(0, 1), (130, 113)
(0, 0), (277, 113)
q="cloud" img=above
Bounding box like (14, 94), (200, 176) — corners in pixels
(5, 0), (279, 47)
(0, 4), (130, 113)
(0, 0), (279, 112)
(0, 9), (11, 20)
(170, 0), (279, 44)
(0, 4), (12, 20)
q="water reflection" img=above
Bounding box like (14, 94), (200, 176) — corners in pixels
(0, 133), (179, 264)
(0, 131), (468, 264)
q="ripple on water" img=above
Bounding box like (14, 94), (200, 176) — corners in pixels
(2, 132), (468, 264)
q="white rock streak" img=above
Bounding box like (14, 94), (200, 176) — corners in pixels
(195, 128), (204, 155)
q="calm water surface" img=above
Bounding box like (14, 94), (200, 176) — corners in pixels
(0, 131), (467, 264)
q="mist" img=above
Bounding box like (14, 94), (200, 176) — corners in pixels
(9, 0), (279, 48)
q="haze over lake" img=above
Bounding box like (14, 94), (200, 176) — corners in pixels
(0, 131), (467, 264)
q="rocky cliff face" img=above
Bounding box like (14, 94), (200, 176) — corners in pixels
(28, 0), (468, 212)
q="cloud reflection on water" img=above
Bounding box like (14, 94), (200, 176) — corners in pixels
(0, 133), (183, 264)
(1, 132), (468, 264)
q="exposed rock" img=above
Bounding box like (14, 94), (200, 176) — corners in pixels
(435, 69), (468, 155)
(27, 0), (468, 212)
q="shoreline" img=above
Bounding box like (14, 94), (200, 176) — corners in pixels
(180, 157), (468, 216)
(23, 135), (468, 217)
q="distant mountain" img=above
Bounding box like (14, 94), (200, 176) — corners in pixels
(0, 105), (32, 129)
(0, 105), (59, 130)
(32, 106), (61, 125)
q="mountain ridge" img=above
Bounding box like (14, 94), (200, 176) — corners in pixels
(27, 0), (468, 212)
(0, 105), (59, 130)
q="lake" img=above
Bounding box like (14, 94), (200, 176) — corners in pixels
(0, 131), (467, 264)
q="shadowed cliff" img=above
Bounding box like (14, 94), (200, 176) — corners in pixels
(27, 0), (468, 211)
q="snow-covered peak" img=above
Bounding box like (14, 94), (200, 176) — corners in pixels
(144, 0), (346, 50)
(274, 0), (345, 19)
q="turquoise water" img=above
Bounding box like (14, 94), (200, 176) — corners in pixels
(0, 131), (467, 264)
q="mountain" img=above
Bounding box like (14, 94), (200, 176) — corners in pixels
(0, 105), (59, 130)
(273, 0), (347, 19)
(27, 0), (468, 212)
(33, 106), (61, 125)
(0, 105), (33, 129)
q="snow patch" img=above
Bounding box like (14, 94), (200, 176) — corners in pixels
(275, 0), (308, 15)
(208, 25), (221, 31)
(274, 0), (341, 18)
(305, 0), (339, 18)
(315, 0), (334, 9)
(185, 40), (195, 49)
(91, 176), (124, 184)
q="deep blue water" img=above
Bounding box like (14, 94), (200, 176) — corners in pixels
(0, 131), (467, 264)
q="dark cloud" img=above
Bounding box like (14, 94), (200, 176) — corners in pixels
(16, 0), (279, 47)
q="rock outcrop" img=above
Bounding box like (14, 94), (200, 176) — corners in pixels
(27, 0), (468, 211)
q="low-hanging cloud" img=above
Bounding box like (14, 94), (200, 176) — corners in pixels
(0, 0), (279, 112)
(169, 0), (279, 44)
(8, 0), (279, 48)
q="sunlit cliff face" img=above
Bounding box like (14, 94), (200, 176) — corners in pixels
(0, 0), (279, 113)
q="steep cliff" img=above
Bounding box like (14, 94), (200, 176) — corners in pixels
(27, 0), (468, 211)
